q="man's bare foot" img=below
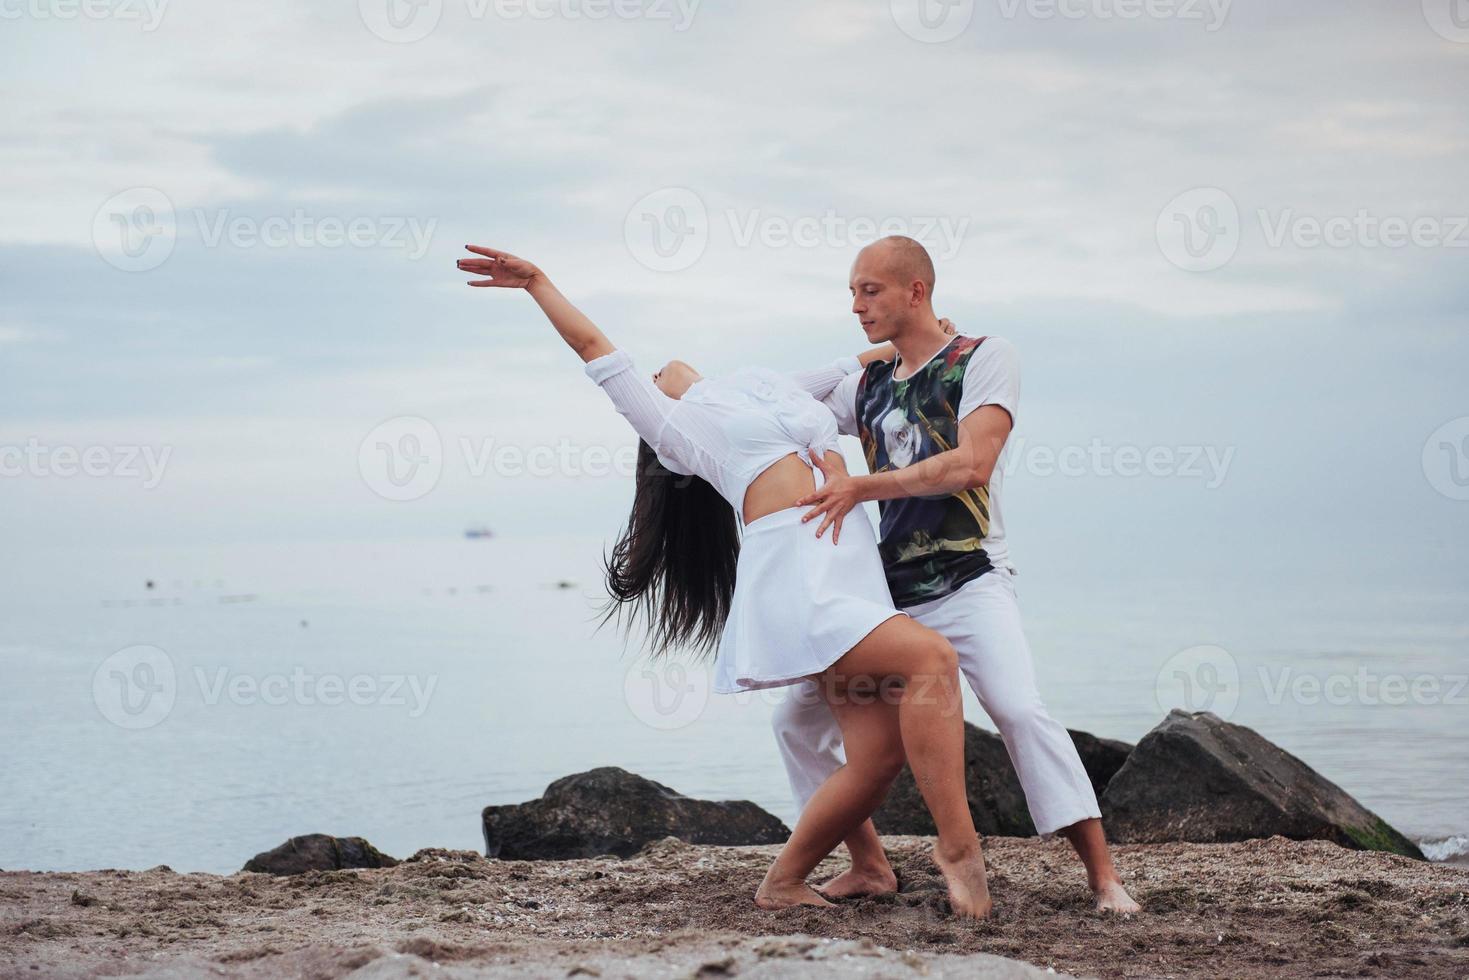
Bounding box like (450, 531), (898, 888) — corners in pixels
(754, 878), (836, 910)
(931, 842), (993, 919)
(1094, 878), (1141, 914)
(815, 866), (898, 899)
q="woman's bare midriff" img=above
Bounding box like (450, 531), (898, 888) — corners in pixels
(741, 452), (822, 526)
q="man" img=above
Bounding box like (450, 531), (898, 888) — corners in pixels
(777, 236), (1140, 914)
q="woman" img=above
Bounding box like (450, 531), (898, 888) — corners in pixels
(459, 244), (991, 918)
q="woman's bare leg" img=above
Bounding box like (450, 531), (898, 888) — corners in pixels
(755, 616), (992, 919)
(754, 692), (905, 910)
(817, 819), (897, 898)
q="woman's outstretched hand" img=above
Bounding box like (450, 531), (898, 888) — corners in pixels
(458, 245), (543, 289)
(461, 245), (615, 362)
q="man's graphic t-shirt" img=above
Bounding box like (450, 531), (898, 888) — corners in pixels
(820, 334), (1019, 608)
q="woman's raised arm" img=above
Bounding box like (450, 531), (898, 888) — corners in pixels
(459, 245), (615, 363)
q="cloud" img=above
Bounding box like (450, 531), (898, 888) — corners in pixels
(0, 0), (1465, 589)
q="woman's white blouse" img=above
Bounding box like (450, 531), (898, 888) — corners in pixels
(584, 348), (861, 516)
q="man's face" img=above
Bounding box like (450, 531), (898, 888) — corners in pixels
(849, 248), (913, 343)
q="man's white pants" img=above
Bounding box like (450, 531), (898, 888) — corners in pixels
(770, 567), (1102, 837)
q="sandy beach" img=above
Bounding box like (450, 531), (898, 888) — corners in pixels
(4, 834), (1467, 979)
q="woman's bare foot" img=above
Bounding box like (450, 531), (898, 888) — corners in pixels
(754, 876), (836, 910)
(815, 866), (898, 899)
(931, 842), (993, 919)
(1094, 878), (1141, 914)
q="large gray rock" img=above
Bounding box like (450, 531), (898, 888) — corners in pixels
(1101, 709), (1425, 859)
(481, 767), (790, 860)
(243, 834), (399, 875)
(873, 723), (1034, 836)
(1069, 729), (1135, 797)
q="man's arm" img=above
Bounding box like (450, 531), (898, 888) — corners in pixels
(799, 407), (1011, 539)
(786, 344), (894, 402)
(852, 406), (1011, 501)
(786, 319), (954, 401)
(797, 333), (1017, 542)
(857, 344), (899, 367)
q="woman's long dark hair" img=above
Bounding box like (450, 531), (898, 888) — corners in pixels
(600, 440), (741, 658)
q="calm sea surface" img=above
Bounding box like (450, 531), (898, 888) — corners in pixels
(1, 535), (1464, 873)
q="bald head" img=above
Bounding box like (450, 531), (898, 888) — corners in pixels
(849, 236), (943, 344)
(861, 236), (936, 295)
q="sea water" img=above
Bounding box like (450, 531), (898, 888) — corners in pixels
(0, 535), (1463, 873)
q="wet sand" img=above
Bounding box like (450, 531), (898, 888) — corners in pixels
(3, 835), (1467, 978)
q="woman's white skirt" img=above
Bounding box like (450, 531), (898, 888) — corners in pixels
(713, 501), (908, 695)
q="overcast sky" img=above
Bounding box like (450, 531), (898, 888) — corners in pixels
(2, 0), (1467, 601)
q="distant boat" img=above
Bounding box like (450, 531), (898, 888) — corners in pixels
(464, 526), (496, 540)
